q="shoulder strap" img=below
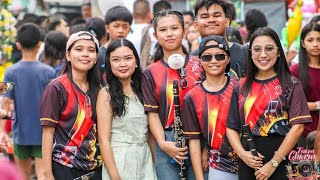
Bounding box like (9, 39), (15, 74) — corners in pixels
(140, 25), (152, 69)
(140, 24), (152, 53)
(240, 43), (249, 77)
(104, 85), (109, 92)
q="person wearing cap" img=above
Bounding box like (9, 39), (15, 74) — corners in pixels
(86, 17), (107, 46)
(1, 23), (56, 180)
(40, 31), (102, 180)
(181, 35), (239, 180)
(226, 27), (311, 180)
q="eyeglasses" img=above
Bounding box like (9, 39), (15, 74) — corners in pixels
(251, 45), (278, 56)
(179, 67), (188, 89)
(201, 54), (227, 62)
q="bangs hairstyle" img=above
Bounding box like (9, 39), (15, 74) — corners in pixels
(193, 0), (232, 19)
(152, 9), (188, 61)
(104, 6), (133, 25)
(241, 27), (292, 96)
(105, 39), (143, 117)
(299, 22), (320, 92)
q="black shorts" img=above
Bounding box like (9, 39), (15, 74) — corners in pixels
(238, 135), (289, 180)
(52, 161), (102, 180)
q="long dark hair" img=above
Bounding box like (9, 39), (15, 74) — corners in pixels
(62, 41), (101, 121)
(152, 9), (188, 61)
(105, 39), (143, 117)
(241, 27), (292, 96)
(298, 22), (320, 92)
(44, 31), (67, 66)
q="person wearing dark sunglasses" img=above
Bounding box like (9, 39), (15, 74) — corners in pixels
(181, 35), (239, 180)
(141, 9), (206, 179)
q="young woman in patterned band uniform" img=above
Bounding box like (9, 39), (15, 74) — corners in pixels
(141, 9), (206, 180)
(181, 35), (239, 180)
(40, 31), (102, 180)
(226, 27), (312, 180)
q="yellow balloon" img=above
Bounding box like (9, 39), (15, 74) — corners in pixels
(287, 0), (303, 48)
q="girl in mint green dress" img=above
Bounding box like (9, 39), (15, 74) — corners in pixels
(97, 39), (156, 180)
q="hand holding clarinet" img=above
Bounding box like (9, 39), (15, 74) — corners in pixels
(242, 124), (264, 170)
(173, 80), (187, 180)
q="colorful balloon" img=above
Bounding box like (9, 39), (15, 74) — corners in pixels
(287, 0), (303, 48)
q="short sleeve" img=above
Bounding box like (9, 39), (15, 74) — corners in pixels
(287, 81), (312, 126)
(226, 84), (241, 132)
(3, 69), (14, 100)
(142, 68), (159, 113)
(181, 94), (201, 139)
(40, 80), (65, 127)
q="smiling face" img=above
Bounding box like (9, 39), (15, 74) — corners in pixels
(302, 30), (320, 58)
(109, 46), (137, 80)
(66, 39), (97, 73)
(194, 4), (230, 37)
(200, 40), (230, 77)
(153, 14), (185, 53)
(251, 35), (278, 75)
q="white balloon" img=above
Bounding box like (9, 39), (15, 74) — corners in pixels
(168, 54), (185, 70)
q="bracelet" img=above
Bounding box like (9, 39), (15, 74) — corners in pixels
(275, 151), (286, 160)
(316, 101), (320, 110)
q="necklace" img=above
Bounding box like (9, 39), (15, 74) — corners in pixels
(71, 80), (92, 118)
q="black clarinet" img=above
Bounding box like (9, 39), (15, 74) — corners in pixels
(243, 124), (258, 156)
(172, 80), (187, 180)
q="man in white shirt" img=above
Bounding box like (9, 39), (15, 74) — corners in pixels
(127, 0), (152, 56)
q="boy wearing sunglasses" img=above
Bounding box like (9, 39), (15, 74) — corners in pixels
(181, 35), (239, 180)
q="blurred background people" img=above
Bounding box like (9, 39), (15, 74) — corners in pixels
(41, 31), (68, 75)
(244, 9), (268, 43)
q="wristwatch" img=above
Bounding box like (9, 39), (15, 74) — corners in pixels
(271, 159), (279, 168)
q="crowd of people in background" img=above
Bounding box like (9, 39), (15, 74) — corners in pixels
(0, 0), (319, 180)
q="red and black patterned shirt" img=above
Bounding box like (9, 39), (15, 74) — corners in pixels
(40, 74), (102, 170)
(181, 76), (239, 174)
(227, 76), (312, 136)
(142, 55), (204, 128)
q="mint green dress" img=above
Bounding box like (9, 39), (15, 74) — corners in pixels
(102, 95), (156, 180)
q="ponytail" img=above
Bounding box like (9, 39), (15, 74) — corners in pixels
(154, 43), (164, 62)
